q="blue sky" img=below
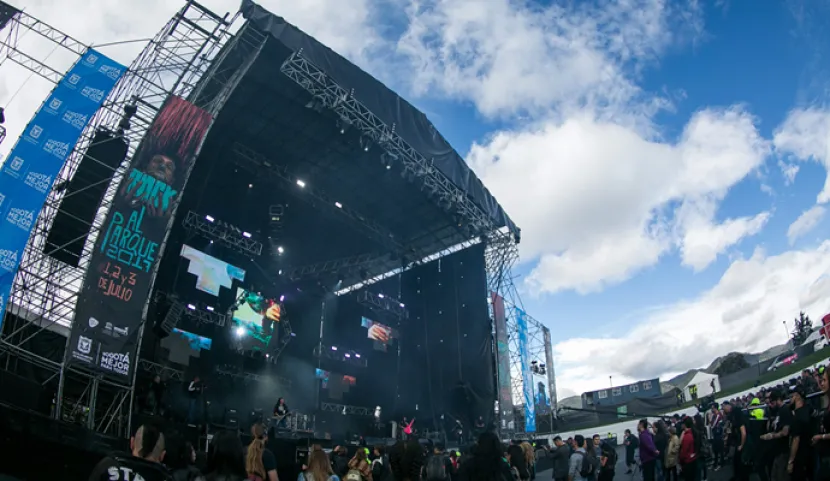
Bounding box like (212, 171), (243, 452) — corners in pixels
(5, 0), (830, 400)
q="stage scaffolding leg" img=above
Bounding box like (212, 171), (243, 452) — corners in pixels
(0, 1), (238, 436)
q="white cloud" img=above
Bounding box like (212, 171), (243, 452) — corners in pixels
(468, 108), (770, 294)
(554, 242), (830, 398)
(787, 205), (826, 245)
(778, 160), (800, 185)
(773, 108), (830, 203)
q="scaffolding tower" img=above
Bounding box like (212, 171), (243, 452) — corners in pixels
(0, 1), (251, 438)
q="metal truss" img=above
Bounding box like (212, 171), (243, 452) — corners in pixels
(138, 359), (184, 381)
(321, 402), (371, 416)
(0, 0), (243, 438)
(184, 304), (227, 327)
(284, 252), (389, 283)
(313, 343), (368, 368)
(0, 125), (5, 146)
(357, 290), (408, 320)
(215, 363), (292, 387)
(0, 9), (88, 84)
(233, 142), (406, 256)
(280, 51), (511, 241)
(182, 210), (263, 256)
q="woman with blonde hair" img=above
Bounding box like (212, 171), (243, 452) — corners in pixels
(298, 449), (339, 481)
(246, 423), (278, 481)
(520, 442), (536, 480)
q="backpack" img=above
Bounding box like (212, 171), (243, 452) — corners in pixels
(425, 455), (448, 480)
(602, 445), (617, 468)
(578, 452), (594, 478)
(345, 469), (365, 481)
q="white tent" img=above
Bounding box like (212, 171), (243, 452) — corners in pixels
(683, 371), (720, 400)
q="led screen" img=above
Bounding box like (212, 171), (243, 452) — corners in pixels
(231, 288), (280, 351)
(180, 244), (245, 296)
(361, 316), (399, 352)
(172, 327), (213, 351)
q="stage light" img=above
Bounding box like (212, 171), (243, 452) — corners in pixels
(187, 304), (196, 310)
(400, 303), (405, 308)
(235, 326), (245, 337)
(331, 346), (338, 351)
(277, 246), (284, 254)
(355, 353), (361, 358)
(378, 293), (384, 298)
(279, 295), (285, 302)
(242, 232), (252, 238)
(345, 353), (351, 358)
(248, 184), (253, 188)
(265, 353), (270, 358)
(335, 202), (342, 208)
(278, 270), (283, 275)
(296, 179), (306, 188)
(210, 240), (214, 244)
(206, 306), (215, 312)
(205, 215), (215, 222)
(359, 135), (372, 152)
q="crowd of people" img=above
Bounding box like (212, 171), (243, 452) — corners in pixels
(85, 421), (543, 481)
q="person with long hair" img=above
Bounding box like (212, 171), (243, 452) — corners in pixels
(246, 423), (278, 481)
(507, 444), (530, 481)
(457, 432), (513, 481)
(299, 449), (339, 481)
(390, 440), (424, 481)
(653, 422), (669, 481)
(678, 418), (697, 481)
(519, 442), (535, 481)
(165, 432), (203, 481)
(347, 447), (372, 481)
(205, 430), (246, 481)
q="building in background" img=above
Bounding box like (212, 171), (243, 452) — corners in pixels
(582, 378), (661, 409)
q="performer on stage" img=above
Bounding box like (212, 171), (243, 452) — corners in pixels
(186, 375), (203, 425)
(400, 416), (415, 440)
(454, 418), (464, 444)
(149, 375), (165, 415)
(272, 397), (289, 430)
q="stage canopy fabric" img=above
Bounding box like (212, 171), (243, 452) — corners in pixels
(239, 0), (518, 237)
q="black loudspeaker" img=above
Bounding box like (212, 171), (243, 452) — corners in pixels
(45, 128), (128, 266)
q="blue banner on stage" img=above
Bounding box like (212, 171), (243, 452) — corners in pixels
(516, 307), (536, 432)
(0, 49), (125, 326)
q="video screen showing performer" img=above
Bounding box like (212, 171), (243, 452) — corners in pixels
(231, 288), (281, 351)
(361, 317), (399, 352)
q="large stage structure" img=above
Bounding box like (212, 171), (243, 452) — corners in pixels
(0, 0), (556, 441)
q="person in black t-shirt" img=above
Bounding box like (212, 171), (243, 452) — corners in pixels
(723, 401), (748, 481)
(89, 424), (171, 481)
(272, 397), (289, 430)
(760, 389), (791, 481)
(186, 376), (202, 425)
(789, 387), (813, 481)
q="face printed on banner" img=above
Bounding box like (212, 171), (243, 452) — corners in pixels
(146, 154), (176, 185)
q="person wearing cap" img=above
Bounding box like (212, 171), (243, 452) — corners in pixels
(789, 386), (814, 480)
(749, 398), (765, 420)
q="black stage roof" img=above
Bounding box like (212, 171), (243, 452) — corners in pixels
(183, 1), (518, 288)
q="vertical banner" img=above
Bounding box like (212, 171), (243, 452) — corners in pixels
(543, 327), (558, 414)
(516, 307), (536, 432)
(68, 96), (212, 380)
(0, 49), (124, 328)
(491, 291), (515, 431)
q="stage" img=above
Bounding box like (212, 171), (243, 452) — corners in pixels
(0, 0), (556, 458)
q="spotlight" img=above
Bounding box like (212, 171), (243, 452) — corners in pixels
(205, 215), (215, 222)
(400, 303), (405, 308)
(378, 293), (384, 298)
(206, 306), (215, 312)
(279, 295), (285, 302)
(296, 179), (306, 188)
(248, 184), (253, 188)
(187, 304), (196, 310)
(266, 353), (270, 358)
(331, 346), (338, 351)
(210, 240), (214, 244)
(359, 135), (372, 152)
(277, 246), (284, 254)
(242, 232), (252, 238)
(235, 326), (245, 337)
(355, 353), (361, 358)
(278, 269), (283, 275)
(345, 353), (351, 358)
(335, 202), (343, 209)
